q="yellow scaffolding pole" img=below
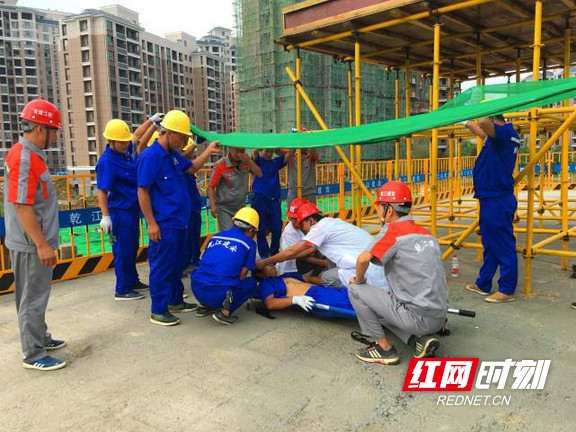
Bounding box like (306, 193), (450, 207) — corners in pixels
(285, 67), (377, 213)
(429, 18), (441, 236)
(354, 36), (363, 227)
(523, 0), (543, 296)
(295, 51), (302, 199)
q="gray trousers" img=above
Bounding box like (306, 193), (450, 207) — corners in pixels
(286, 191), (316, 206)
(348, 282), (445, 344)
(10, 249), (53, 362)
(217, 206), (239, 232)
(320, 267), (343, 287)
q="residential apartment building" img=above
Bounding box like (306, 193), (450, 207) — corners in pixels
(194, 27), (237, 133)
(59, 5), (195, 173)
(0, 0), (66, 176)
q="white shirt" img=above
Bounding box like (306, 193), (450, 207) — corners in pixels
(303, 217), (389, 291)
(276, 223), (304, 274)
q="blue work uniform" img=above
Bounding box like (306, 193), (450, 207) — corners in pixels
(185, 173), (202, 267)
(191, 226), (258, 313)
(137, 141), (192, 314)
(258, 273), (356, 319)
(251, 154), (286, 258)
(96, 144), (142, 296)
(473, 122), (521, 295)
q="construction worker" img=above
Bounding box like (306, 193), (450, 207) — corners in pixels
(287, 127), (319, 204)
(96, 116), (161, 301)
(208, 147), (262, 231)
(182, 137), (203, 272)
(257, 203), (388, 290)
(462, 115), (520, 303)
(191, 207), (260, 325)
(251, 148), (294, 258)
(256, 265), (354, 319)
(138, 110), (220, 326)
(349, 181), (448, 365)
(4, 99), (66, 370)
(277, 197), (328, 276)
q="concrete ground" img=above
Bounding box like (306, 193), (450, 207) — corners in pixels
(0, 234), (575, 431)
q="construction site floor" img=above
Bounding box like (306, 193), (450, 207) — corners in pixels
(0, 240), (574, 431)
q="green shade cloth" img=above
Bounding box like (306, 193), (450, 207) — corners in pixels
(191, 78), (576, 149)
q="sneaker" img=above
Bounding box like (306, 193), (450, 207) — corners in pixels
(45, 339), (66, 351)
(22, 355), (66, 371)
(115, 291), (145, 301)
(572, 302), (576, 309)
(356, 343), (400, 365)
(196, 306), (217, 317)
(133, 281), (149, 290)
(168, 301), (198, 313)
(413, 335), (440, 358)
(485, 292), (516, 303)
(150, 312), (180, 326)
(212, 311), (239, 325)
(465, 284), (489, 296)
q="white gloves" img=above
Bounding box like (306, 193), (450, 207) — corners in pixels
(458, 120), (469, 126)
(292, 295), (315, 312)
(100, 216), (112, 234)
(149, 112), (164, 124)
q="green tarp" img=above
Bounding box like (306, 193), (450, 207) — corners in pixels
(190, 77), (576, 149)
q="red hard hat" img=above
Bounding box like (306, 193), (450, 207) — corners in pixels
(286, 197), (309, 218)
(376, 181), (412, 204)
(296, 202), (321, 223)
(19, 99), (62, 129)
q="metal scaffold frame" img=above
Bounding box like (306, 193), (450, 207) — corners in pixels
(278, 0), (576, 295)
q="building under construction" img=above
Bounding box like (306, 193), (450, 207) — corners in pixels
(233, 0), (431, 161)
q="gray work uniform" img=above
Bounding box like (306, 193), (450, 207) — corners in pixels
(4, 138), (59, 362)
(287, 151), (317, 204)
(349, 216), (448, 343)
(209, 156), (251, 231)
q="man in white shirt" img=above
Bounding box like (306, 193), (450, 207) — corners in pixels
(257, 203), (388, 290)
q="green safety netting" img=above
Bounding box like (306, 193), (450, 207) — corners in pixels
(190, 77), (576, 149)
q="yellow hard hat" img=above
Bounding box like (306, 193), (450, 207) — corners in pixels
(147, 131), (159, 146)
(182, 137), (195, 151)
(160, 110), (192, 136)
(233, 207), (260, 230)
(103, 119), (132, 142)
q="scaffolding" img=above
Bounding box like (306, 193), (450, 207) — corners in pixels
(233, 0), (431, 161)
(277, 0), (576, 295)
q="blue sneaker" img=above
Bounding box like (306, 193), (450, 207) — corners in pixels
(23, 355), (66, 371)
(115, 291), (145, 301)
(45, 339), (66, 351)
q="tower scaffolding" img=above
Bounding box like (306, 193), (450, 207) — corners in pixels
(277, 0), (576, 295)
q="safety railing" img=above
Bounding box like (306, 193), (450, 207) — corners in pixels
(1, 152), (574, 284)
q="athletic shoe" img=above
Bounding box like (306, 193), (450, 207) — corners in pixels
(168, 301), (198, 313)
(355, 343), (400, 365)
(485, 292), (516, 303)
(196, 306), (216, 317)
(465, 284), (489, 296)
(133, 281), (149, 290)
(45, 339), (66, 351)
(150, 312), (180, 326)
(115, 291), (145, 301)
(212, 311), (238, 325)
(23, 355), (66, 371)
(350, 331), (376, 346)
(572, 302), (576, 309)
(413, 335), (440, 358)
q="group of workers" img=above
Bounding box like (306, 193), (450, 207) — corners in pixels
(4, 97), (524, 372)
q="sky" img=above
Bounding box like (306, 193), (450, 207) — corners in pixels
(18, 0), (236, 39)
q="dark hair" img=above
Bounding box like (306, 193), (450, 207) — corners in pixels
(307, 213), (324, 223)
(493, 114), (505, 122)
(381, 202), (412, 218)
